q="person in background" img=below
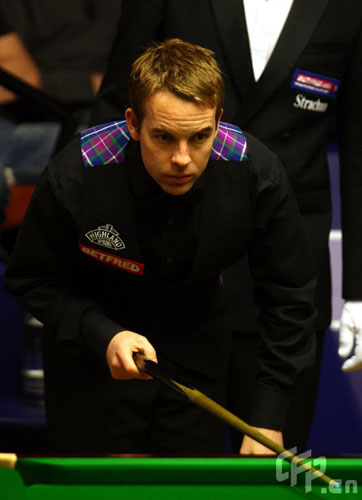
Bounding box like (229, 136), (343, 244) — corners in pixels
(0, 12), (20, 240)
(0, 0), (122, 225)
(89, 0), (362, 453)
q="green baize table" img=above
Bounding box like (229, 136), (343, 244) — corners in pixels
(1, 456), (361, 499)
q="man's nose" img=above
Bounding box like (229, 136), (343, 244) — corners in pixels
(171, 141), (191, 168)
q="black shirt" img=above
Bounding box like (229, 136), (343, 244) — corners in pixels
(128, 141), (204, 283)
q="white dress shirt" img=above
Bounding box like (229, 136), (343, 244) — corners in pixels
(243, 0), (294, 81)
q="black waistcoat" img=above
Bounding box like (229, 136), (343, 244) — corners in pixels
(76, 159), (253, 377)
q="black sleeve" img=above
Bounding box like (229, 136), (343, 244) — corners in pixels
(4, 138), (125, 362)
(90, 0), (165, 125)
(338, 19), (362, 299)
(246, 136), (317, 430)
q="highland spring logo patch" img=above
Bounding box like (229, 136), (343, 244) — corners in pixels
(85, 224), (125, 250)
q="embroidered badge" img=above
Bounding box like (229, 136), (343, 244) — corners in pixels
(79, 244), (144, 276)
(291, 69), (340, 99)
(85, 224), (125, 251)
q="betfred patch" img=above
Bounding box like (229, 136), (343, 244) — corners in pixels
(79, 243), (144, 276)
(291, 69), (340, 99)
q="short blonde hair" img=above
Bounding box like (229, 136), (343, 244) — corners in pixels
(128, 38), (224, 122)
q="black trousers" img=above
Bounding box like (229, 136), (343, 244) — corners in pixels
(43, 340), (227, 454)
(227, 330), (325, 454)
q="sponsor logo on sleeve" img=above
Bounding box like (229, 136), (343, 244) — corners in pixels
(79, 243), (144, 276)
(291, 69), (340, 99)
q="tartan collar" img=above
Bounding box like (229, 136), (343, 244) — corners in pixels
(81, 121), (130, 167)
(81, 120), (247, 168)
(211, 121), (247, 161)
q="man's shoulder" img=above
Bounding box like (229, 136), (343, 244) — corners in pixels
(210, 126), (282, 189)
(46, 133), (84, 186)
(242, 131), (282, 189)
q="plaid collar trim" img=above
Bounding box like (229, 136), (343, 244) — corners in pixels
(81, 120), (247, 168)
(81, 121), (131, 168)
(210, 122), (247, 161)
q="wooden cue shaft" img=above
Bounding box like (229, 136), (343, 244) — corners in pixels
(172, 379), (338, 488)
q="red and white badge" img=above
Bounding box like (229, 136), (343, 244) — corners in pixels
(291, 69), (340, 99)
(79, 243), (144, 276)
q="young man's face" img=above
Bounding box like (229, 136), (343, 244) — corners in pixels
(126, 91), (221, 196)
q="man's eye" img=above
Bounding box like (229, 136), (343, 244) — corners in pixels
(157, 134), (171, 142)
(193, 133), (207, 142)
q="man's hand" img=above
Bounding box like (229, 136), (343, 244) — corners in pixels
(106, 330), (158, 380)
(338, 301), (362, 371)
(239, 428), (283, 455)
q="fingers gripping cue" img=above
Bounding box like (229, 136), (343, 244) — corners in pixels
(133, 350), (147, 372)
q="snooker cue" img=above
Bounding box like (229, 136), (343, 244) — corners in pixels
(134, 353), (340, 490)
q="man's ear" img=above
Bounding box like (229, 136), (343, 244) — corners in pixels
(125, 108), (140, 141)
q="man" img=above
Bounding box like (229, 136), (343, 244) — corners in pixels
(5, 39), (315, 454)
(90, 0), (362, 452)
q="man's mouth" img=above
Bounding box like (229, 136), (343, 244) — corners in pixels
(165, 175), (192, 184)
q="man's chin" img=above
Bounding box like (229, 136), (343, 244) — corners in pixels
(161, 181), (194, 196)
